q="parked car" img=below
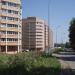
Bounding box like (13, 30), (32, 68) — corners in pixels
(22, 49), (29, 52)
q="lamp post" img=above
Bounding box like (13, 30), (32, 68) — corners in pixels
(29, 23), (30, 51)
(55, 25), (61, 47)
(47, 0), (51, 54)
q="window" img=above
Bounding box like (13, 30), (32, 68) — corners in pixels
(1, 24), (6, 27)
(36, 35), (43, 36)
(7, 17), (18, 21)
(36, 44), (42, 46)
(37, 22), (43, 24)
(13, 11), (18, 14)
(8, 10), (12, 13)
(7, 38), (18, 42)
(36, 41), (42, 43)
(7, 24), (18, 28)
(2, 9), (18, 14)
(2, 1), (20, 8)
(1, 38), (6, 41)
(7, 31), (18, 34)
(2, 9), (7, 13)
(8, 17), (13, 20)
(2, 1), (7, 5)
(2, 16), (6, 20)
(0, 31), (6, 34)
(8, 10), (18, 14)
(8, 2), (19, 7)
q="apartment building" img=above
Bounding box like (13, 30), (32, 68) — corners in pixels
(0, 0), (22, 53)
(22, 17), (53, 51)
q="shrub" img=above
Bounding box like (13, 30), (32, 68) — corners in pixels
(0, 52), (61, 75)
(54, 48), (63, 53)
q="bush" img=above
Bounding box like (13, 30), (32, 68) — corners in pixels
(54, 48), (63, 53)
(0, 52), (61, 75)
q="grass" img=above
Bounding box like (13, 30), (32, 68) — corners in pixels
(0, 52), (61, 75)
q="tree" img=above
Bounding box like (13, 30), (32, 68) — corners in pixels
(69, 18), (75, 49)
(65, 42), (70, 48)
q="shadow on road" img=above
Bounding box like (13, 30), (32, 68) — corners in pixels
(57, 55), (75, 61)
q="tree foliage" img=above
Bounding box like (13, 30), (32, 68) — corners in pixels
(69, 18), (75, 49)
(65, 42), (70, 48)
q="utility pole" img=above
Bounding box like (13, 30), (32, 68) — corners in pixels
(29, 23), (30, 51)
(56, 29), (57, 47)
(48, 0), (51, 54)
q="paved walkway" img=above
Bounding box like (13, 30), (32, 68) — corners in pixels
(59, 59), (73, 75)
(53, 53), (75, 75)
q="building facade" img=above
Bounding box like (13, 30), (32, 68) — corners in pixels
(22, 17), (53, 51)
(0, 0), (22, 53)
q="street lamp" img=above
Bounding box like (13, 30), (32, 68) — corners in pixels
(55, 25), (61, 47)
(46, 0), (52, 55)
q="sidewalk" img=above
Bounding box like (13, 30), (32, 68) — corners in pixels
(53, 54), (73, 75)
(59, 59), (73, 75)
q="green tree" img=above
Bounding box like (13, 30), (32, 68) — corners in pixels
(65, 42), (70, 48)
(69, 18), (75, 50)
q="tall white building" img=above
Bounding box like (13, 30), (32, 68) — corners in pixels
(22, 17), (53, 51)
(0, 0), (22, 54)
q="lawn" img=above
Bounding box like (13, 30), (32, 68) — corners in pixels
(0, 52), (61, 75)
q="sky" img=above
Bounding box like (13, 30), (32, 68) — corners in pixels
(22, 0), (75, 43)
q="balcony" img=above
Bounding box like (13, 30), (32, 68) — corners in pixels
(1, 5), (19, 11)
(3, 0), (21, 4)
(0, 34), (6, 38)
(0, 20), (19, 25)
(1, 13), (19, 19)
(0, 27), (19, 32)
(7, 28), (19, 32)
(0, 27), (6, 31)
(7, 34), (18, 38)
(0, 42), (18, 46)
